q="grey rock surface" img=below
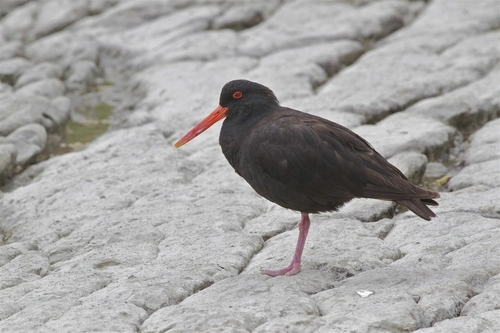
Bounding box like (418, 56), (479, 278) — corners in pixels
(64, 60), (98, 95)
(15, 78), (65, 98)
(0, 41), (22, 61)
(0, 143), (16, 185)
(464, 118), (500, 165)
(1, 1), (38, 41)
(0, 0), (499, 332)
(31, 0), (89, 40)
(0, 0), (30, 17)
(25, 32), (99, 68)
(2, 123), (47, 166)
(14, 62), (63, 89)
(0, 93), (69, 137)
(0, 57), (32, 84)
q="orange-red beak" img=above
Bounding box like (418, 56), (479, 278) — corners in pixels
(174, 105), (228, 148)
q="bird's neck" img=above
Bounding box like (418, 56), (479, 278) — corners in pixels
(219, 103), (277, 171)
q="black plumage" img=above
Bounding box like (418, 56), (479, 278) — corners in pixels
(175, 79), (439, 276)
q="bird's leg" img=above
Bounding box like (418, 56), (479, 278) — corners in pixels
(261, 213), (310, 277)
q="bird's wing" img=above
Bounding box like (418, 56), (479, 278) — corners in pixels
(242, 112), (432, 203)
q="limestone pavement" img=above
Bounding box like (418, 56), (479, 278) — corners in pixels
(0, 1), (499, 332)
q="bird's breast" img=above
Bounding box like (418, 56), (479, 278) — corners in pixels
(219, 120), (245, 172)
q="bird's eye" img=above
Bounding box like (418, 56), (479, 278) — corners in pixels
(233, 91), (242, 99)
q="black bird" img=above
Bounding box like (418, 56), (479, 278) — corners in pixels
(175, 80), (439, 276)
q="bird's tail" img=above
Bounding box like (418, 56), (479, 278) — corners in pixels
(397, 197), (439, 221)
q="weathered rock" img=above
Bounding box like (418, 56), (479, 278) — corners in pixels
(0, 0), (499, 332)
(464, 118), (500, 165)
(386, 211), (500, 271)
(0, 40), (23, 61)
(25, 32), (99, 68)
(14, 62), (64, 89)
(416, 310), (500, 333)
(0, 251), (50, 289)
(407, 63), (500, 131)
(317, 4), (500, 123)
(141, 274), (328, 333)
(41, 96), (71, 134)
(124, 5), (228, 66)
(0, 94), (44, 136)
(0, 1), (38, 41)
(0, 82), (12, 95)
(448, 118), (500, 191)
(353, 113), (456, 159)
(314, 267), (491, 331)
(253, 315), (323, 333)
(30, 0), (89, 40)
(64, 60), (98, 94)
(88, 0), (117, 15)
(15, 78), (65, 98)
(0, 93), (70, 136)
(0, 143), (16, 185)
(425, 162), (448, 179)
(434, 187), (499, 220)
(238, 1), (417, 57)
(0, 57), (32, 84)
(212, 2), (276, 31)
(3, 123), (47, 166)
(314, 288), (426, 332)
(448, 160), (500, 191)
(248, 40), (364, 101)
(0, 0), (30, 16)
(461, 274), (500, 316)
(0, 124), (264, 331)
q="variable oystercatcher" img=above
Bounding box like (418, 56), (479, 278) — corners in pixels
(175, 79), (439, 276)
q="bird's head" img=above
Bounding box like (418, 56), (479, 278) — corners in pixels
(219, 80), (279, 114)
(174, 80), (278, 148)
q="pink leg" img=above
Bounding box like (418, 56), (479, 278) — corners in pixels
(261, 213), (311, 277)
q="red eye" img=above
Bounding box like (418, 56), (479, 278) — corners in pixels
(233, 91), (242, 99)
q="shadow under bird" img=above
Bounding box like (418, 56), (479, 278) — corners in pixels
(174, 79), (440, 276)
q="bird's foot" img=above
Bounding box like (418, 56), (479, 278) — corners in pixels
(261, 261), (301, 277)
(260, 213), (309, 277)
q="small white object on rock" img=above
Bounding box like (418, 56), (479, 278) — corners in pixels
(356, 290), (375, 298)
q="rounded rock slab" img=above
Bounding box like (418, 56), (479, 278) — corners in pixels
(15, 78), (65, 99)
(14, 62), (64, 89)
(4, 123), (47, 166)
(0, 143), (17, 185)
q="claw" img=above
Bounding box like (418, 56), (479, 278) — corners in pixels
(261, 261), (301, 276)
